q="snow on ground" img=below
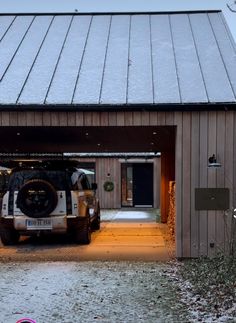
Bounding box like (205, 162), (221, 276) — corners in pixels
(0, 261), (189, 323)
(163, 260), (236, 323)
(0, 259), (235, 322)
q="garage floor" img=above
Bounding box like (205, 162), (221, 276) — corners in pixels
(0, 209), (174, 261)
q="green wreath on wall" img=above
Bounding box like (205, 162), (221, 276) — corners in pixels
(103, 181), (114, 192)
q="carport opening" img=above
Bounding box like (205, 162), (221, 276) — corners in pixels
(0, 125), (176, 254)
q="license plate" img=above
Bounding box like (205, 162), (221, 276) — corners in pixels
(26, 218), (52, 230)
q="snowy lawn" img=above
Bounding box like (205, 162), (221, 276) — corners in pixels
(165, 255), (236, 322)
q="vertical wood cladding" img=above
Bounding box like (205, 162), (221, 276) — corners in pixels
(1, 109), (235, 258)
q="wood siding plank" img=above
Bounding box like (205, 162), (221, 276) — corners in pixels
(141, 111), (150, 126)
(92, 112), (100, 126)
(108, 112), (117, 126)
(116, 112), (125, 126)
(174, 111), (183, 258)
(51, 112), (60, 126)
(83, 112), (92, 126)
(34, 112), (43, 126)
(165, 112), (174, 126)
(42, 112), (51, 126)
(182, 112), (191, 257)
(224, 112), (234, 254)
(9, 112), (18, 126)
(158, 112), (166, 126)
(100, 112), (109, 126)
(207, 111), (217, 257)
(75, 112), (84, 126)
(133, 112), (141, 126)
(67, 112), (76, 126)
(124, 112), (133, 126)
(18, 111), (27, 126)
(190, 112), (200, 257)
(26, 112), (35, 126)
(216, 111), (226, 252)
(1, 112), (10, 126)
(149, 112), (158, 126)
(199, 111), (208, 256)
(59, 112), (68, 126)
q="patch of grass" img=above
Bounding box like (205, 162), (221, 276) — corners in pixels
(179, 255), (236, 319)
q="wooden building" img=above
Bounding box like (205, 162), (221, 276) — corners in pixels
(76, 153), (161, 209)
(0, 11), (235, 257)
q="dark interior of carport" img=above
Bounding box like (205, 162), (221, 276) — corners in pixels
(0, 124), (176, 223)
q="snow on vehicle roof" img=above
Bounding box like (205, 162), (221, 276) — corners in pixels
(0, 11), (235, 108)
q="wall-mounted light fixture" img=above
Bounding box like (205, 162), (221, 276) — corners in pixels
(208, 154), (221, 168)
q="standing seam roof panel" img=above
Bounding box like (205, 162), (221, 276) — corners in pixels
(46, 16), (92, 104)
(18, 16), (72, 104)
(0, 16), (34, 80)
(208, 13), (236, 99)
(0, 16), (53, 104)
(0, 16), (15, 41)
(151, 15), (180, 104)
(189, 13), (235, 103)
(0, 12), (235, 107)
(170, 14), (208, 103)
(128, 15), (153, 104)
(73, 15), (111, 104)
(100, 15), (130, 104)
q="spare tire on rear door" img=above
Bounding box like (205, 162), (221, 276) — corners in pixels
(16, 179), (58, 218)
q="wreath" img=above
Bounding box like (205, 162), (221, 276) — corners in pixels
(103, 181), (114, 192)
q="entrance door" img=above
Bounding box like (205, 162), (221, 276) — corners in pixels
(133, 163), (153, 207)
(121, 163), (153, 207)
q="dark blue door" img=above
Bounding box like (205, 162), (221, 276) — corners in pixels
(133, 163), (153, 207)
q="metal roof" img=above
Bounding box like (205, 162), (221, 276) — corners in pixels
(0, 11), (236, 109)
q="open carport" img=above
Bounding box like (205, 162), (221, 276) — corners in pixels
(0, 11), (236, 258)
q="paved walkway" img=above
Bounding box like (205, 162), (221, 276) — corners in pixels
(92, 209), (172, 261)
(0, 209), (174, 261)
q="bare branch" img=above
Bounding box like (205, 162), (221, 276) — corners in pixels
(227, 2), (236, 12)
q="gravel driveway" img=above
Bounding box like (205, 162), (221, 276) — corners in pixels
(0, 261), (188, 323)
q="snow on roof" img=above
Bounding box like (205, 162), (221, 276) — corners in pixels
(0, 11), (235, 108)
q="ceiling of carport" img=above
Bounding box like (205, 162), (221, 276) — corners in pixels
(0, 126), (175, 153)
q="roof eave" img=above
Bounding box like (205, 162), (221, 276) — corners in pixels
(0, 10), (222, 16)
(0, 102), (235, 112)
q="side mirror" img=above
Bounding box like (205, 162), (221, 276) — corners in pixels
(91, 183), (97, 190)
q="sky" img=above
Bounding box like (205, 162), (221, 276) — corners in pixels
(0, 0), (235, 41)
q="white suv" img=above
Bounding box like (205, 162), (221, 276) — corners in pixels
(0, 160), (100, 245)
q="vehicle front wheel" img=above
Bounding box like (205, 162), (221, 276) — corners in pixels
(74, 217), (91, 244)
(0, 227), (20, 245)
